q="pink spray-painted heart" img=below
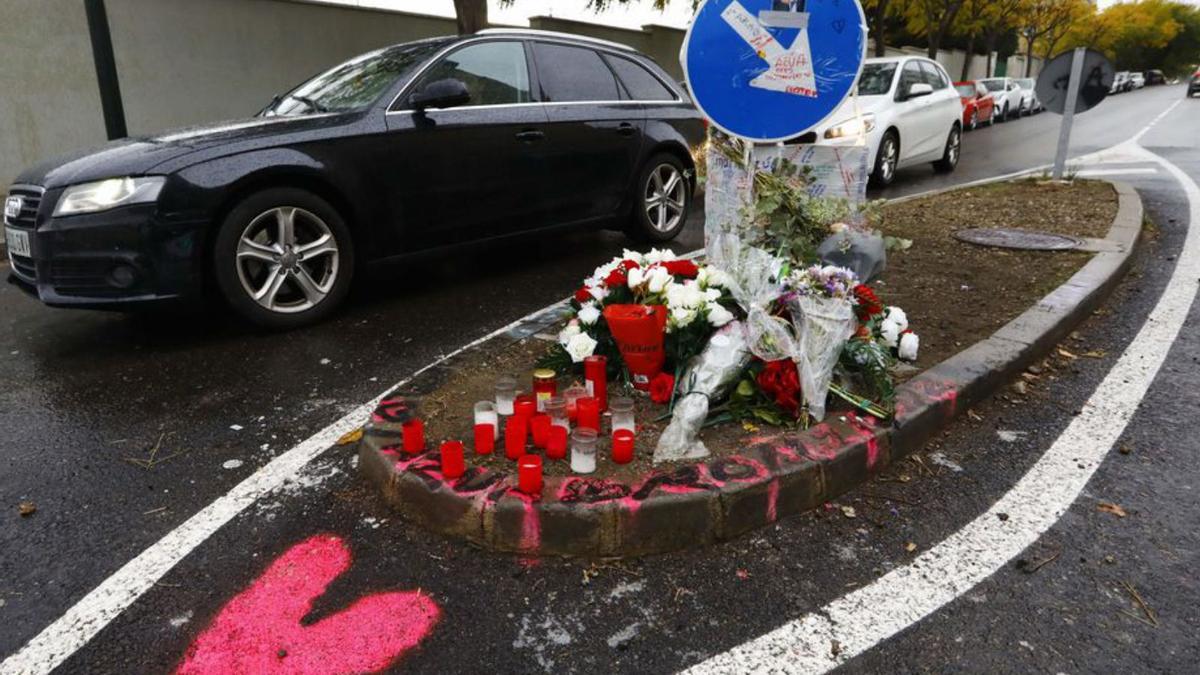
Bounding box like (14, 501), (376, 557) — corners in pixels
(177, 534), (440, 675)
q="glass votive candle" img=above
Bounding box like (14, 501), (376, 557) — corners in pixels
(474, 401), (499, 440)
(612, 429), (635, 464)
(440, 440), (466, 479)
(401, 419), (424, 454)
(545, 396), (569, 431)
(571, 428), (598, 474)
(514, 394), (537, 421)
(518, 454), (543, 495)
(563, 384), (588, 421)
(576, 396), (600, 432)
(504, 415), (527, 460)
(530, 414), (551, 449)
(533, 368), (558, 411)
(584, 355), (608, 411)
(609, 396), (635, 434)
(474, 423), (495, 455)
(547, 425), (568, 460)
(495, 376), (517, 416)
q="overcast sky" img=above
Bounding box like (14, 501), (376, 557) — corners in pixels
(325, 0), (1199, 29)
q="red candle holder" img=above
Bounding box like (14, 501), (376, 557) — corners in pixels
(474, 423), (495, 455)
(514, 395), (537, 421)
(505, 416), (527, 461)
(584, 355), (608, 411)
(547, 425), (568, 460)
(518, 454), (543, 495)
(612, 429), (635, 464)
(530, 414), (551, 449)
(440, 440), (466, 479)
(577, 396), (600, 432)
(401, 419), (425, 454)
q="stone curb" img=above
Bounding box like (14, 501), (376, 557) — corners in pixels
(357, 180), (1142, 557)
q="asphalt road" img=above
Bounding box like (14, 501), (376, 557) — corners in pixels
(2, 83), (1197, 673)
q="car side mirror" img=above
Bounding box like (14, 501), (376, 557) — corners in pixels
(411, 78), (470, 110)
(906, 82), (933, 100)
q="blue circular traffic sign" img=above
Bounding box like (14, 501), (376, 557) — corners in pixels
(682, 0), (867, 142)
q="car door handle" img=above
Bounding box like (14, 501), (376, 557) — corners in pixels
(617, 122), (636, 137)
(515, 129), (544, 143)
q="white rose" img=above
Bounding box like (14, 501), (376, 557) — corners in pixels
(564, 332), (598, 362)
(885, 306), (908, 332)
(707, 302), (734, 327)
(703, 287), (722, 302)
(898, 331), (920, 361)
(879, 319), (901, 348)
(577, 303), (601, 326)
(622, 249), (646, 265)
(645, 248), (677, 264)
(704, 268), (729, 288)
(670, 305), (697, 329)
(626, 266), (645, 290)
(647, 266), (672, 293)
(558, 322), (582, 346)
(587, 285), (608, 302)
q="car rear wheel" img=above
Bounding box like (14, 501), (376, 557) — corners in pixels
(933, 126), (961, 173)
(870, 131), (899, 187)
(626, 154), (690, 243)
(213, 188), (355, 329)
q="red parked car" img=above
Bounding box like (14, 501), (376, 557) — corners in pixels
(955, 80), (996, 130)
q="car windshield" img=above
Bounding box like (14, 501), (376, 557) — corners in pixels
(856, 63), (898, 96)
(262, 40), (449, 116)
(980, 79), (1006, 92)
(1016, 79), (1034, 89)
(955, 84), (977, 97)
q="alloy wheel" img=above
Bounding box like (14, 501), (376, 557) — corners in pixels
(234, 206), (340, 314)
(644, 164), (686, 232)
(948, 129), (961, 166)
(880, 137), (898, 183)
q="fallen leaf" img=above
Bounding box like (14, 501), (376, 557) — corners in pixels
(337, 428), (364, 446)
(905, 542), (918, 553)
(18, 501), (36, 517)
(741, 421), (760, 433)
(1098, 502), (1127, 518)
(1119, 443), (1132, 455)
(967, 409), (983, 421)
(1081, 350), (1106, 358)
(1057, 348), (1078, 360)
(736, 569), (751, 580)
(841, 506), (857, 519)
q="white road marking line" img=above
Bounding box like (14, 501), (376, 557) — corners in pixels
(685, 140), (1200, 674)
(1074, 167), (1159, 177)
(1132, 99), (1182, 143)
(0, 301), (571, 675)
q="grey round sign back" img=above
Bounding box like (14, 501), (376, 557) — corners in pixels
(1036, 48), (1113, 116)
(955, 228), (1083, 251)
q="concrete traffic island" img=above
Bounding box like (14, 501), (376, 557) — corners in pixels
(356, 180), (1142, 558)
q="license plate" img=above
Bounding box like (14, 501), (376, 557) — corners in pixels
(5, 227), (31, 257)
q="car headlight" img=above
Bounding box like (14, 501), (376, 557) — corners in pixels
(54, 176), (166, 216)
(824, 114), (876, 140)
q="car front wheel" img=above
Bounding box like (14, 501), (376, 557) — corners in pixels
(933, 126), (961, 173)
(213, 187), (355, 329)
(626, 154), (691, 243)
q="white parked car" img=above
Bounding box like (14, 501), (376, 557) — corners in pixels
(1130, 72), (1146, 89)
(1014, 78), (1041, 114)
(1111, 71), (1131, 93)
(977, 77), (1024, 121)
(814, 56), (962, 187)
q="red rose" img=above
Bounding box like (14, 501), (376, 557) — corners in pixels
(853, 284), (883, 320)
(620, 259), (640, 271)
(663, 259), (699, 278)
(604, 268), (627, 288)
(649, 372), (676, 405)
(854, 324), (871, 340)
(756, 360), (802, 416)
(575, 287), (592, 304)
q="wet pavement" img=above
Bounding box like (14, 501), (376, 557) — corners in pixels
(2, 84), (1197, 673)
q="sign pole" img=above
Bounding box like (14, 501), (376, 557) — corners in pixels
(1051, 48), (1085, 181)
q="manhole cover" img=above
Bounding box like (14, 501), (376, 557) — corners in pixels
(954, 228), (1083, 251)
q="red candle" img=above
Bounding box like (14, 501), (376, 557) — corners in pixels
(440, 440), (466, 479)
(505, 416), (527, 460)
(474, 423), (495, 455)
(401, 419), (424, 454)
(577, 396), (600, 432)
(514, 395), (537, 421)
(547, 425), (568, 460)
(584, 355), (608, 411)
(612, 429), (635, 464)
(518, 454), (543, 495)
(530, 414), (551, 449)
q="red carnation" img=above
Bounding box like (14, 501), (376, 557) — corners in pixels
(620, 259), (640, 271)
(853, 284), (883, 321)
(663, 259), (700, 278)
(604, 268), (627, 288)
(574, 287), (593, 304)
(649, 372), (676, 405)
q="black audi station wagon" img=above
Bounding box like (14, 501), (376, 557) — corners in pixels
(4, 29), (704, 328)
